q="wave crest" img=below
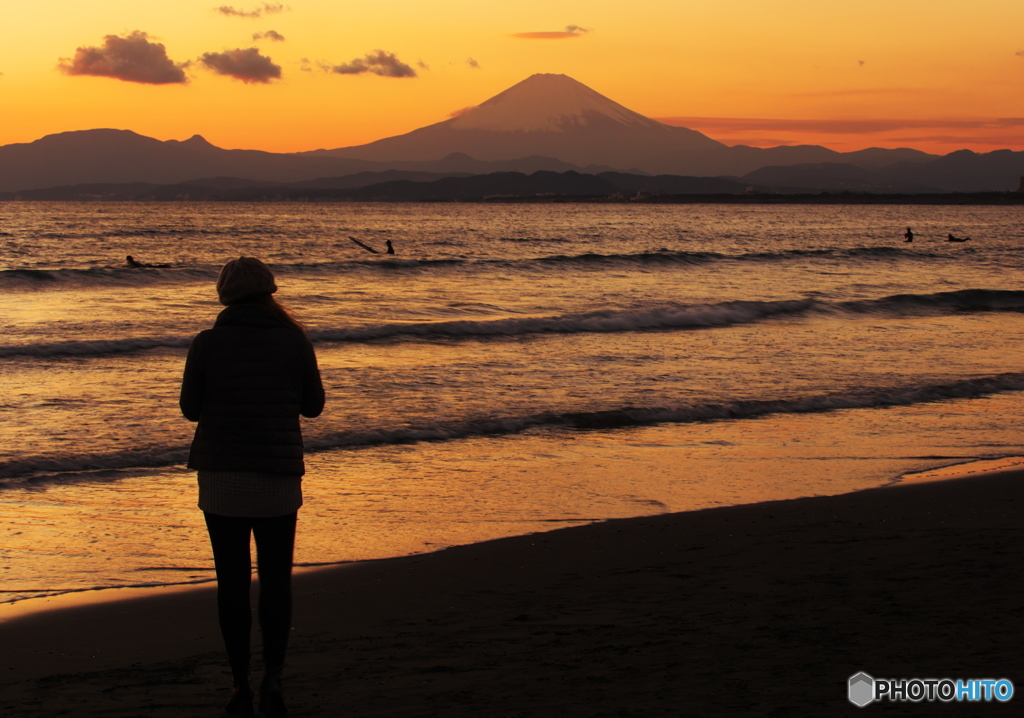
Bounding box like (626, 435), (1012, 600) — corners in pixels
(0, 245), (951, 290)
(4, 289), (1023, 358)
(4, 372), (1022, 485)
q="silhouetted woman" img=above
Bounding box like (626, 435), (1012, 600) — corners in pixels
(180, 257), (325, 718)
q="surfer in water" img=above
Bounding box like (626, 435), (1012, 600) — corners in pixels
(904, 227), (914, 242)
(125, 255), (172, 268)
(947, 234), (971, 242)
(349, 237), (377, 254)
(349, 236), (396, 255)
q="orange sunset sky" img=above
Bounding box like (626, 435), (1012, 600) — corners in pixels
(2, 0), (1022, 156)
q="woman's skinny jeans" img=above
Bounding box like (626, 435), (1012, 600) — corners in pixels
(204, 512), (297, 685)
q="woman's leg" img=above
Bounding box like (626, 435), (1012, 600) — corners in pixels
(204, 512), (255, 688)
(252, 512), (297, 673)
(252, 512), (297, 717)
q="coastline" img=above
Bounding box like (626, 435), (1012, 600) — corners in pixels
(4, 190), (1023, 204)
(1, 457), (1020, 716)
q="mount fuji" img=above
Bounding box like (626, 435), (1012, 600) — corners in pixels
(308, 74), (728, 173)
(306, 73), (932, 177)
(4, 73), (1020, 195)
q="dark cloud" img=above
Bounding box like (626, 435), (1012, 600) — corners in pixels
(216, 3), (286, 19)
(253, 30), (286, 42)
(217, 6), (259, 18)
(330, 50), (417, 78)
(200, 47), (281, 83)
(58, 31), (188, 84)
(1016, 50), (1024, 58)
(467, 57), (480, 69)
(512, 25), (590, 39)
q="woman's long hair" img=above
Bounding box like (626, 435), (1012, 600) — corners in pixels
(239, 293), (307, 334)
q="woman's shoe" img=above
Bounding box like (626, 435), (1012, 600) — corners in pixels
(224, 683), (255, 718)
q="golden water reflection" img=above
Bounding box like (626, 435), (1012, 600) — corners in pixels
(3, 390), (1021, 613)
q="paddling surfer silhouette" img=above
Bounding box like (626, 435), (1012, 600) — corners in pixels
(125, 255), (172, 268)
(349, 236), (396, 255)
(180, 257), (325, 718)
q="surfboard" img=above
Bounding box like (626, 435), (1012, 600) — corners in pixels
(349, 236), (379, 253)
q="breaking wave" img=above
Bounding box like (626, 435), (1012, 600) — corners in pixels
(4, 372), (1023, 485)
(0, 245), (956, 290)
(3, 289), (1022, 358)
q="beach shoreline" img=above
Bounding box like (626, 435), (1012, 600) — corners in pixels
(4, 453), (1019, 623)
(1, 457), (1020, 716)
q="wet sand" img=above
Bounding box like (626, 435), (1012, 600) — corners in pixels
(0, 462), (1021, 717)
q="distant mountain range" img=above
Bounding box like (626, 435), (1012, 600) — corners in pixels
(1, 73), (1022, 195)
(0, 171), (759, 202)
(303, 74), (944, 180)
(0, 130), (594, 194)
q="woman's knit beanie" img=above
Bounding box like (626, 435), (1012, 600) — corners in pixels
(216, 257), (278, 305)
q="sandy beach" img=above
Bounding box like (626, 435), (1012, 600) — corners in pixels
(1, 462), (1021, 717)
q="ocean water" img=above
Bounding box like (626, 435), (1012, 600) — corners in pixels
(1, 201), (1023, 607)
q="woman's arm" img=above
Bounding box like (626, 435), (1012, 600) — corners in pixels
(179, 334), (206, 422)
(299, 339), (326, 418)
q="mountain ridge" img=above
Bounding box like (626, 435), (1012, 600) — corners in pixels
(0, 73), (1021, 193)
(449, 74), (675, 133)
(304, 73), (731, 172)
(304, 74), (941, 177)
(0, 131), (601, 193)
(8, 169), (1020, 203)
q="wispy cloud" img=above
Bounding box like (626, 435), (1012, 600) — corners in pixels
(329, 50), (417, 78)
(783, 87), (923, 100)
(467, 57), (480, 69)
(656, 115), (1024, 151)
(58, 31), (188, 84)
(253, 30), (285, 42)
(512, 25), (590, 40)
(216, 3), (287, 19)
(884, 133), (1024, 148)
(1016, 50), (1024, 58)
(200, 47), (281, 83)
(656, 116), (1024, 135)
